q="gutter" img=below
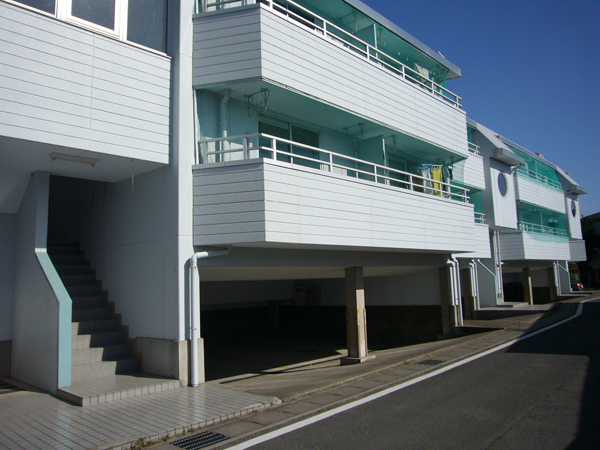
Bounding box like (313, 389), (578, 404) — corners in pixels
(189, 247), (231, 386)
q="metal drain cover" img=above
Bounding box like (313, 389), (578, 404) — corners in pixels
(172, 432), (230, 450)
(416, 359), (445, 366)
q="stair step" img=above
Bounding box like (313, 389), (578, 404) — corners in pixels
(48, 245), (80, 255)
(73, 320), (118, 336)
(72, 344), (133, 365)
(61, 274), (96, 285)
(71, 358), (140, 382)
(49, 254), (85, 265)
(57, 374), (182, 407)
(72, 307), (112, 322)
(66, 285), (103, 297)
(55, 265), (89, 276)
(72, 331), (126, 349)
(72, 296), (107, 310)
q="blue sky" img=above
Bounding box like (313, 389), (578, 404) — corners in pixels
(362, 0), (600, 216)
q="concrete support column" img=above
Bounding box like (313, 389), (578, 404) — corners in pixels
(523, 267), (534, 305)
(342, 267), (374, 365)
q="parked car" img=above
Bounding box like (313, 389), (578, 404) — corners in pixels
(571, 281), (585, 291)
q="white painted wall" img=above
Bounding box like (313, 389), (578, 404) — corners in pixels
(193, 6), (469, 159)
(194, 159), (477, 252)
(0, 213), (16, 341)
(13, 173), (72, 393)
(0, 2), (171, 164)
(565, 195), (583, 239)
(515, 175), (566, 213)
(485, 159), (518, 229)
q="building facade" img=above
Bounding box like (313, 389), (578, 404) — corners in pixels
(0, 0), (586, 396)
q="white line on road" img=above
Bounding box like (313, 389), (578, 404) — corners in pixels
(227, 298), (598, 450)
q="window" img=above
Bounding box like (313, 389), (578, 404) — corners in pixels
(571, 200), (577, 217)
(497, 172), (508, 197)
(14, 0), (55, 13)
(10, 0), (168, 53)
(258, 118), (320, 169)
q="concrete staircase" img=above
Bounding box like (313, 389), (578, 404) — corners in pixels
(49, 244), (181, 406)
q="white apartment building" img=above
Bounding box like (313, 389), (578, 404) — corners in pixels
(0, 0), (586, 401)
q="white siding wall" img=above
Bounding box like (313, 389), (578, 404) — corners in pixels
(565, 196), (583, 239)
(569, 239), (586, 262)
(194, 160), (476, 252)
(458, 223), (491, 259)
(451, 153), (485, 190)
(193, 6), (468, 159)
(0, 3), (171, 163)
(514, 175), (566, 213)
(499, 232), (571, 261)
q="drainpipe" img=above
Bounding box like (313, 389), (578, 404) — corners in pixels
(468, 260), (480, 310)
(446, 257), (463, 326)
(220, 90), (230, 157)
(189, 247), (231, 387)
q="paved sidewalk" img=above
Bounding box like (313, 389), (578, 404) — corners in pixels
(0, 294), (596, 450)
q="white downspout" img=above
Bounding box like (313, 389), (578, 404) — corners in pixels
(220, 90), (230, 159)
(446, 257), (463, 327)
(190, 247), (230, 387)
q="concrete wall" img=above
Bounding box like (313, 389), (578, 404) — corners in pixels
(0, 213), (16, 341)
(13, 173), (72, 393)
(0, 2), (171, 164)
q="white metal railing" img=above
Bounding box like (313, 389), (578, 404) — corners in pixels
(474, 212), (486, 224)
(468, 142), (480, 155)
(518, 221), (568, 238)
(196, 134), (470, 202)
(201, 0), (462, 109)
(516, 167), (563, 192)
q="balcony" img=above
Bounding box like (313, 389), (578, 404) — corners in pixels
(192, 1), (469, 159)
(193, 134), (477, 253)
(515, 170), (566, 213)
(499, 222), (570, 261)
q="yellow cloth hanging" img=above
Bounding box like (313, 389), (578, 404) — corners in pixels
(432, 167), (443, 196)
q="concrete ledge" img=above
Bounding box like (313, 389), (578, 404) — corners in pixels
(137, 338), (192, 386)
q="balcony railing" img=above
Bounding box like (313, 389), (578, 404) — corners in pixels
(197, 134), (470, 203)
(199, 0), (462, 109)
(474, 212), (486, 224)
(518, 221), (568, 238)
(516, 167), (563, 192)
(468, 142), (480, 155)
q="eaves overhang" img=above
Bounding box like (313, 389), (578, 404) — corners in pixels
(342, 0), (462, 79)
(492, 147), (525, 166)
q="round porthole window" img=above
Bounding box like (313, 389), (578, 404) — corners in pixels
(571, 200), (577, 217)
(498, 173), (508, 197)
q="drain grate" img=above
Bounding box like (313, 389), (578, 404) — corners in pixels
(171, 432), (230, 450)
(0, 380), (23, 395)
(416, 359), (445, 366)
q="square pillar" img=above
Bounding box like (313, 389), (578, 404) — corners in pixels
(341, 267), (374, 365)
(548, 265), (559, 301)
(523, 267), (534, 305)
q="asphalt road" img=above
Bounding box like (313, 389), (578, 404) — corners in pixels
(243, 301), (600, 450)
